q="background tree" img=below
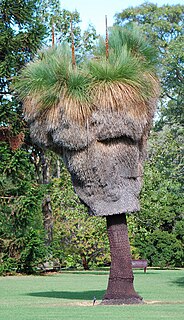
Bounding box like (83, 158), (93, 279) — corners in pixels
(0, 0), (49, 275)
(0, 0), (46, 131)
(0, 142), (47, 274)
(56, 9), (98, 57)
(50, 169), (110, 270)
(128, 126), (184, 268)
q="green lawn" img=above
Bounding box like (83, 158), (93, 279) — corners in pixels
(0, 269), (183, 320)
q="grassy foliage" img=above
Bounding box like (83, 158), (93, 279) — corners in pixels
(96, 25), (158, 66)
(13, 24), (159, 123)
(0, 270), (183, 320)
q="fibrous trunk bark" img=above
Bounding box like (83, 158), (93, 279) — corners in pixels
(102, 214), (143, 305)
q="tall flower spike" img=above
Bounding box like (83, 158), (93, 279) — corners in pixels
(70, 19), (76, 69)
(105, 15), (109, 60)
(52, 22), (55, 47)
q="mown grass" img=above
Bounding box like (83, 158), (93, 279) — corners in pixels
(0, 269), (183, 320)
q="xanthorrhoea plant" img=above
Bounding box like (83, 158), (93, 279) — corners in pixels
(13, 24), (159, 304)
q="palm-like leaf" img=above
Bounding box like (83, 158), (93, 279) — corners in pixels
(96, 24), (158, 68)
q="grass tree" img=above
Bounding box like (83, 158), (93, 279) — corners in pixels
(13, 24), (159, 304)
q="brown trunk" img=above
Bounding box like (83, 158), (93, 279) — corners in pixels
(42, 195), (53, 247)
(81, 254), (89, 270)
(70, 19), (76, 69)
(102, 214), (143, 305)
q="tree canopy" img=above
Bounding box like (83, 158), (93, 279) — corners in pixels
(115, 2), (184, 127)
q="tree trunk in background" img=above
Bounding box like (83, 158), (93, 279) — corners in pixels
(57, 159), (61, 178)
(102, 214), (143, 305)
(42, 195), (53, 247)
(40, 151), (50, 184)
(40, 151), (53, 246)
(81, 254), (89, 270)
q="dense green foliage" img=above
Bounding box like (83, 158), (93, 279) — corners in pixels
(0, 0), (47, 134)
(0, 2), (183, 273)
(50, 170), (110, 270)
(0, 0), (50, 275)
(0, 143), (47, 274)
(128, 126), (184, 268)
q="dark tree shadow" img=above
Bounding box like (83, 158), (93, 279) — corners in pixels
(60, 270), (159, 275)
(171, 277), (184, 287)
(133, 271), (160, 275)
(27, 290), (105, 300)
(60, 271), (109, 275)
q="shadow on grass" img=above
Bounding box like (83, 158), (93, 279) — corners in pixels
(60, 270), (159, 276)
(171, 277), (184, 287)
(133, 271), (160, 275)
(61, 271), (109, 276)
(27, 290), (105, 300)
